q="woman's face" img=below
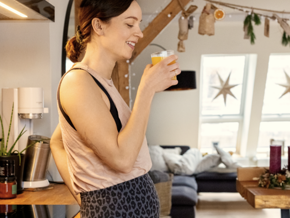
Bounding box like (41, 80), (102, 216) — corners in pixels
(98, 1), (143, 60)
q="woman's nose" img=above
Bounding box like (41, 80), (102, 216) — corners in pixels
(135, 27), (144, 39)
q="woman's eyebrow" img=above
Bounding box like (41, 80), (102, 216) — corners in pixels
(125, 16), (142, 22)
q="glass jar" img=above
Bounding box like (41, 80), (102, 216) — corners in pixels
(0, 159), (17, 199)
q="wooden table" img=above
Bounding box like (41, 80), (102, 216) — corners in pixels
(237, 167), (290, 218)
(0, 184), (78, 205)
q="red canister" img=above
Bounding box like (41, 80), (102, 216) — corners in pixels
(0, 159), (17, 199)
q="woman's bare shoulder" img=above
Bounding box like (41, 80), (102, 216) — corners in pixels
(60, 69), (104, 113)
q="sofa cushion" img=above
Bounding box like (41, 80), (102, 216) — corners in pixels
(149, 170), (170, 184)
(213, 145), (241, 169)
(195, 154), (221, 174)
(172, 176), (198, 191)
(163, 148), (202, 175)
(194, 172), (237, 181)
(149, 145), (169, 172)
(171, 186), (198, 206)
(160, 145), (190, 155)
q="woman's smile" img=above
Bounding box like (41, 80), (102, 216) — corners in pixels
(126, 41), (136, 50)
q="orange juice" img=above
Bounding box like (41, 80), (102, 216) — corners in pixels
(151, 50), (177, 80)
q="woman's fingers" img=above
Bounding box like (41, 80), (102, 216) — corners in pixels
(168, 62), (180, 72)
(170, 69), (181, 79)
(163, 54), (178, 66)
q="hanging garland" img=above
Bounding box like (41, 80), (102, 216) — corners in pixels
(204, 0), (290, 46)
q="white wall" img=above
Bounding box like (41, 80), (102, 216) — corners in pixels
(131, 19), (290, 153)
(0, 21), (51, 137)
(0, 0), (79, 216)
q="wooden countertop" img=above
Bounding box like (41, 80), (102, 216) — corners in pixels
(0, 184), (78, 205)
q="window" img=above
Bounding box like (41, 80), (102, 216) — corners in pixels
(258, 54), (290, 155)
(199, 55), (250, 153)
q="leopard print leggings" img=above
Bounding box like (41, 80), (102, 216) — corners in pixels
(80, 173), (160, 218)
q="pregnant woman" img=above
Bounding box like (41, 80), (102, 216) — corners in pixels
(50, 0), (181, 217)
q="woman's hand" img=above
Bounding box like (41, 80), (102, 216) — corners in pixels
(139, 54), (181, 93)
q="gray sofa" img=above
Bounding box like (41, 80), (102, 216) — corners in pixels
(160, 145), (237, 218)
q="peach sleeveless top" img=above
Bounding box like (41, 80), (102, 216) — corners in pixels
(57, 63), (152, 195)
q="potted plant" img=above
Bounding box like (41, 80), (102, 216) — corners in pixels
(0, 103), (36, 194)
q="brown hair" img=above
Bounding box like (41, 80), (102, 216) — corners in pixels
(66, 0), (135, 63)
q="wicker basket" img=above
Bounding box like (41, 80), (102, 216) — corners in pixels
(154, 174), (173, 217)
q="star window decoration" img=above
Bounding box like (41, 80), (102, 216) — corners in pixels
(211, 72), (239, 105)
(277, 70), (290, 99)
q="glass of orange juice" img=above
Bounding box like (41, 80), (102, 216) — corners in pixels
(151, 50), (177, 80)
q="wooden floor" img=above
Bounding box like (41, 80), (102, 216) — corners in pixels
(196, 193), (280, 218)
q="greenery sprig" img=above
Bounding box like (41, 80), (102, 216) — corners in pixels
(244, 13), (261, 44)
(282, 31), (290, 46)
(0, 103), (36, 165)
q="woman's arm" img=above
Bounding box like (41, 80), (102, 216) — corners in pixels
(50, 124), (81, 206)
(60, 55), (180, 173)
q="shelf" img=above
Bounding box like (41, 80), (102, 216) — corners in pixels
(0, 184), (78, 205)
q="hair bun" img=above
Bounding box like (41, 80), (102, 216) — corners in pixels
(66, 36), (83, 63)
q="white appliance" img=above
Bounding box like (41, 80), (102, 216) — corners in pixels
(2, 87), (49, 188)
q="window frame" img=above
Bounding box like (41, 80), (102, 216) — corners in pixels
(257, 53), (290, 155)
(199, 54), (251, 152)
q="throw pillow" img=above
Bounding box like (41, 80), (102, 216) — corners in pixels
(148, 145), (168, 172)
(163, 148), (202, 175)
(213, 145), (241, 168)
(162, 152), (182, 174)
(163, 147), (182, 155)
(194, 154), (221, 174)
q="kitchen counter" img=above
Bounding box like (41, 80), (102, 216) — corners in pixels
(0, 184), (78, 205)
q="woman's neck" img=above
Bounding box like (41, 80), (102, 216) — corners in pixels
(81, 43), (116, 80)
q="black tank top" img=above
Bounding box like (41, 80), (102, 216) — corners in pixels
(57, 68), (122, 132)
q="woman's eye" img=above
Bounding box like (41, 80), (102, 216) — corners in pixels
(127, 24), (133, 28)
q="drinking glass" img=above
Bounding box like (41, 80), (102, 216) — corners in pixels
(151, 50), (177, 80)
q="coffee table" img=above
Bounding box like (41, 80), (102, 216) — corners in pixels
(237, 167), (290, 218)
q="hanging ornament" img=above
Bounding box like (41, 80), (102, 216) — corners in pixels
(188, 16), (194, 30)
(211, 72), (239, 105)
(178, 41), (185, 52)
(214, 8), (225, 20)
(264, 17), (270, 38)
(277, 70), (290, 98)
(273, 14), (290, 36)
(178, 16), (189, 41)
(198, 3), (215, 36)
(177, 3), (198, 52)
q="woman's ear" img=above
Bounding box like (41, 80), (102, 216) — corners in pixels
(92, 18), (104, 36)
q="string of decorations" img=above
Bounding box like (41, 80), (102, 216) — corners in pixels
(201, 0), (290, 46)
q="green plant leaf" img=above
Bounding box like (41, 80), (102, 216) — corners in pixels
(282, 31), (289, 46)
(0, 115), (5, 156)
(244, 15), (251, 26)
(7, 126), (26, 156)
(5, 103), (14, 153)
(19, 141), (37, 155)
(250, 32), (256, 45)
(247, 23), (253, 36)
(252, 13), (261, 25)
